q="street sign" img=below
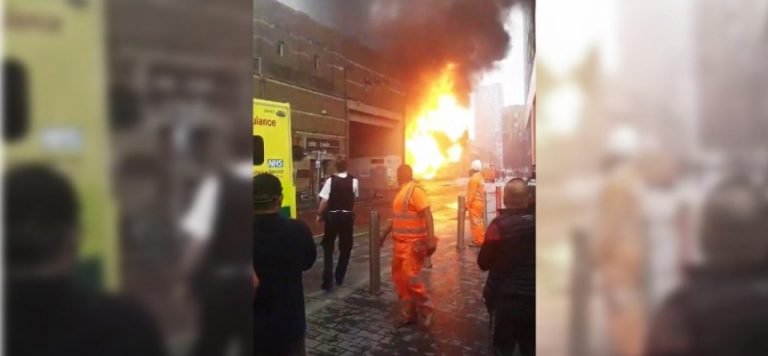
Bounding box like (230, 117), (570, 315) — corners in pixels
(307, 138), (340, 153)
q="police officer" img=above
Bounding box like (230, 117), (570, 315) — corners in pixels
(316, 159), (358, 291)
(478, 178), (535, 356)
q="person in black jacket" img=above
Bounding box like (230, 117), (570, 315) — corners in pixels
(5, 164), (166, 356)
(478, 178), (535, 356)
(254, 173), (317, 356)
(647, 177), (768, 356)
(315, 160), (358, 290)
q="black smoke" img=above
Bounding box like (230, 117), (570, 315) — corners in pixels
(291, 0), (517, 100)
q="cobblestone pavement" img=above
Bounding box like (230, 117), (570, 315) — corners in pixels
(302, 180), (499, 356)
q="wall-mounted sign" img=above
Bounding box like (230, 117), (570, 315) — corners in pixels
(306, 138), (340, 153)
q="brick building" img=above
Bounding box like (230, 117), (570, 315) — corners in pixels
(253, 0), (407, 203)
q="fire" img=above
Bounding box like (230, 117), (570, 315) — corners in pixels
(405, 64), (472, 180)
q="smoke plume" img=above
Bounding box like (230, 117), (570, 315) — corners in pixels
(300, 0), (516, 100)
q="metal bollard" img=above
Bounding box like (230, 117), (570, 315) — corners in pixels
(369, 210), (381, 295)
(570, 229), (591, 356)
(457, 196), (466, 250)
(495, 185), (503, 214)
(483, 190), (489, 227)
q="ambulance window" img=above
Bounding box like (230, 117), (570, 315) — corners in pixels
(254, 135), (264, 165)
(4, 59), (29, 141)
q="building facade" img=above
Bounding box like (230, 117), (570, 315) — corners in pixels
(472, 83), (505, 169)
(253, 0), (406, 203)
(503, 105), (532, 171)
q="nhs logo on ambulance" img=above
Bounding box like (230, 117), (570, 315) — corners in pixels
(267, 159), (284, 168)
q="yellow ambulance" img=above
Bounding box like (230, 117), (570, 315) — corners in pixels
(5, 0), (119, 289)
(253, 99), (297, 218)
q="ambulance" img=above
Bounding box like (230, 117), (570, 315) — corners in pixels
(5, 0), (119, 289)
(253, 99), (297, 218)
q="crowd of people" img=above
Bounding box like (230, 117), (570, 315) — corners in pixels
(254, 161), (538, 355)
(5, 158), (537, 355)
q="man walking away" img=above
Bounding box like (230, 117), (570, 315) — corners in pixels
(478, 178), (535, 356)
(316, 159), (358, 290)
(467, 160), (486, 246)
(380, 165), (438, 329)
(254, 173), (317, 356)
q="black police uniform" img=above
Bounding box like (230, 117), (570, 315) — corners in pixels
(321, 175), (355, 289)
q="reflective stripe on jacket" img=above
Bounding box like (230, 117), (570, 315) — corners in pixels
(392, 181), (427, 241)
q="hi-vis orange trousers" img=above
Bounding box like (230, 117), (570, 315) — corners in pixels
(392, 239), (433, 320)
(469, 203), (485, 245)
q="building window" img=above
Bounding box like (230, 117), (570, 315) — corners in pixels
(314, 55), (320, 71)
(5, 59), (29, 141)
(254, 57), (262, 74)
(277, 41), (285, 57)
(254, 135), (265, 165)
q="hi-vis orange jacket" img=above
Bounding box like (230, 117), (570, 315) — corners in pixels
(392, 181), (429, 242)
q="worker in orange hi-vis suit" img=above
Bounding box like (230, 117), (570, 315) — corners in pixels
(467, 160), (486, 246)
(381, 164), (437, 329)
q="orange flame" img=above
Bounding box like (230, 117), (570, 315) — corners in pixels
(406, 64), (472, 180)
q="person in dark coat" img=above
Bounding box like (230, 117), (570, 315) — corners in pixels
(647, 177), (768, 356)
(254, 173), (317, 355)
(478, 178), (535, 356)
(5, 164), (166, 356)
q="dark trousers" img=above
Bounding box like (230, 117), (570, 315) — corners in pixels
(322, 212), (354, 286)
(492, 296), (535, 356)
(191, 295), (252, 356)
(255, 338), (306, 356)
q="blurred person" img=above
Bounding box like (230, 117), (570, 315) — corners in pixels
(467, 159), (487, 246)
(647, 177), (768, 356)
(5, 164), (166, 356)
(593, 127), (649, 356)
(254, 173), (317, 355)
(478, 178), (536, 356)
(637, 153), (694, 309)
(315, 159), (358, 291)
(180, 128), (253, 356)
(380, 164), (438, 328)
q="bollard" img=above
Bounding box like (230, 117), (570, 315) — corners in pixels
(457, 196), (466, 250)
(495, 185), (503, 214)
(369, 210), (381, 295)
(570, 229), (591, 356)
(483, 190), (489, 228)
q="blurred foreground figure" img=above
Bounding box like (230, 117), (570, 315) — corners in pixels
(467, 160), (487, 246)
(478, 178), (536, 356)
(593, 129), (650, 356)
(381, 165), (437, 328)
(5, 165), (165, 356)
(254, 173), (317, 355)
(647, 177), (768, 356)
(182, 129), (252, 356)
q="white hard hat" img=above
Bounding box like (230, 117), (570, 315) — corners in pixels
(471, 160), (482, 171)
(605, 125), (639, 159)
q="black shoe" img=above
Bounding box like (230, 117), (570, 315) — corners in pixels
(321, 282), (333, 291)
(335, 278), (344, 286)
